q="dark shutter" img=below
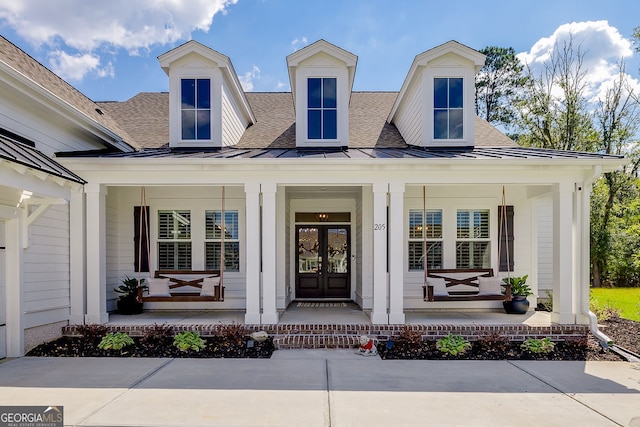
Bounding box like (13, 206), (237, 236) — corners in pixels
(498, 205), (514, 272)
(134, 206), (150, 272)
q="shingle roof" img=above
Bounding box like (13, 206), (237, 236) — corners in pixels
(0, 129), (86, 184)
(97, 91), (518, 150)
(0, 36), (137, 150)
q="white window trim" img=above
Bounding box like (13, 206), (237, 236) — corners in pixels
(149, 198), (245, 274)
(405, 198), (498, 273)
(169, 68), (223, 148)
(423, 66), (476, 147)
(295, 66), (349, 148)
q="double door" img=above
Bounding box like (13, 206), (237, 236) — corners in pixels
(296, 225), (350, 299)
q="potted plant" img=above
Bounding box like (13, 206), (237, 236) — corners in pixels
(115, 275), (146, 315)
(502, 275), (531, 314)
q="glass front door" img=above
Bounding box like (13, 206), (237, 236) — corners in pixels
(296, 225), (350, 299)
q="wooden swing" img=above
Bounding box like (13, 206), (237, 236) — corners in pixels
(138, 186), (224, 302)
(423, 185), (511, 301)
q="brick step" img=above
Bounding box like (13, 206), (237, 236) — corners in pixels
(273, 334), (360, 349)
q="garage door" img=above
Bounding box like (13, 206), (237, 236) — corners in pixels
(0, 220), (6, 359)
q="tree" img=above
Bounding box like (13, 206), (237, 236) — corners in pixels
(475, 46), (527, 129)
(514, 36), (598, 151)
(590, 63), (640, 287)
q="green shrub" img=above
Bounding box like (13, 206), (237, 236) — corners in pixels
(98, 332), (134, 350)
(173, 331), (206, 352)
(520, 337), (555, 354)
(590, 297), (621, 322)
(436, 334), (471, 356)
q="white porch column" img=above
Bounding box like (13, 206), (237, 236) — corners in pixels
(551, 182), (575, 324)
(261, 183), (278, 324)
(69, 188), (85, 325)
(244, 183), (261, 324)
(371, 182), (388, 324)
(576, 180), (591, 325)
(5, 217), (24, 357)
(85, 183), (108, 324)
(388, 182), (405, 324)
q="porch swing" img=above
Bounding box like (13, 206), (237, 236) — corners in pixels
(138, 186), (225, 302)
(422, 185), (512, 302)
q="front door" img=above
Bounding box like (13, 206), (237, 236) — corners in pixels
(296, 225), (350, 299)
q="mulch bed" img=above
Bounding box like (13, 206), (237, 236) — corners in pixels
(377, 317), (640, 362)
(26, 335), (274, 358)
(26, 318), (639, 361)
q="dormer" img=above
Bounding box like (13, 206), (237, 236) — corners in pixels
(158, 41), (255, 149)
(286, 40), (357, 148)
(388, 41), (485, 148)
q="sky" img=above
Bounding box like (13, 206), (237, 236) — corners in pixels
(0, 0), (638, 103)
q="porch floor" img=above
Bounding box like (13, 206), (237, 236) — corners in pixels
(106, 304), (552, 326)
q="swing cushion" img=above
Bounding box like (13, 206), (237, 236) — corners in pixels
(428, 277), (448, 297)
(478, 277), (504, 296)
(147, 278), (171, 297)
(201, 277), (221, 297)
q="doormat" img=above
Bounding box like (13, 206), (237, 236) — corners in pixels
(297, 302), (348, 308)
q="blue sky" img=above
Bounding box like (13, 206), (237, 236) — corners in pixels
(0, 0), (638, 102)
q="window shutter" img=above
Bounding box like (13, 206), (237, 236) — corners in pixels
(498, 205), (514, 271)
(134, 206), (150, 272)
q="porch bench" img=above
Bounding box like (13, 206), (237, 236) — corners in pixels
(423, 268), (511, 302)
(139, 270), (224, 302)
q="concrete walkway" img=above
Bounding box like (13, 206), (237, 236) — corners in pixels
(0, 352), (638, 426)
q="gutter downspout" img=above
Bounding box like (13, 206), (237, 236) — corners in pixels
(581, 164), (612, 348)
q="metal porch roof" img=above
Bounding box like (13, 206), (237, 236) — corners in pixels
(0, 130), (86, 184)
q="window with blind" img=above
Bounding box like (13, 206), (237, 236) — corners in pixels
(205, 210), (240, 271)
(157, 210), (192, 269)
(408, 209), (443, 270)
(456, 209), (490, 268)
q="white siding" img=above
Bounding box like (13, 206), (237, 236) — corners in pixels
(402, 185), (533, 310)
(106, 188), (120, 311)
(108, 186), (247, 310)
(536, 196), (553, 296)
(23, 203), (70, 328)
(221, 83), (247, 147)
(0, 83), (107, 155)
(392, 79), (423, 147)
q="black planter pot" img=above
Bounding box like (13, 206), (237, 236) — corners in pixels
(503, 296), (530, 314)
(117, 298), (143, 315)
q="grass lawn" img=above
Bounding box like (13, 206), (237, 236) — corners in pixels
(591, 287), (640, 322)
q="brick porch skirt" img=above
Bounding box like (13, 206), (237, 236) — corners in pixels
(63, 323), (589, 349)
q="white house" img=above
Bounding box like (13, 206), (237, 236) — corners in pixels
(0, 37), (627, 357)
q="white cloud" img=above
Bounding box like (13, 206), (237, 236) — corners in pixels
(0, 0), (237, 80)
(275, 80), (288, 91)
(238, 65), (260, 91)
(48, 50), (114, 81)
(291, 36), (308, 51)
(517, 20), (640, 103)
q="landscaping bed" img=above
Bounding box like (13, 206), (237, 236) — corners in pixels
(26, 324), (274, 359)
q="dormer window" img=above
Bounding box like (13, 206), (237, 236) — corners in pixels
(181, 78), (211, 140)
(307, 78), (337, 140)
(434, 77), (463, 140)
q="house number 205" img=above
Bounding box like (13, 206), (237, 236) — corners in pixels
(374, 223), (386, 231)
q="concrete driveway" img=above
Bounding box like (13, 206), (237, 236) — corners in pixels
(0, 350), (639, 426)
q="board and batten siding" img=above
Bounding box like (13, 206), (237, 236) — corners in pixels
(391, 79), (423, 147)
(22, 203), (70, 328)
(221, 83), (248, 147)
